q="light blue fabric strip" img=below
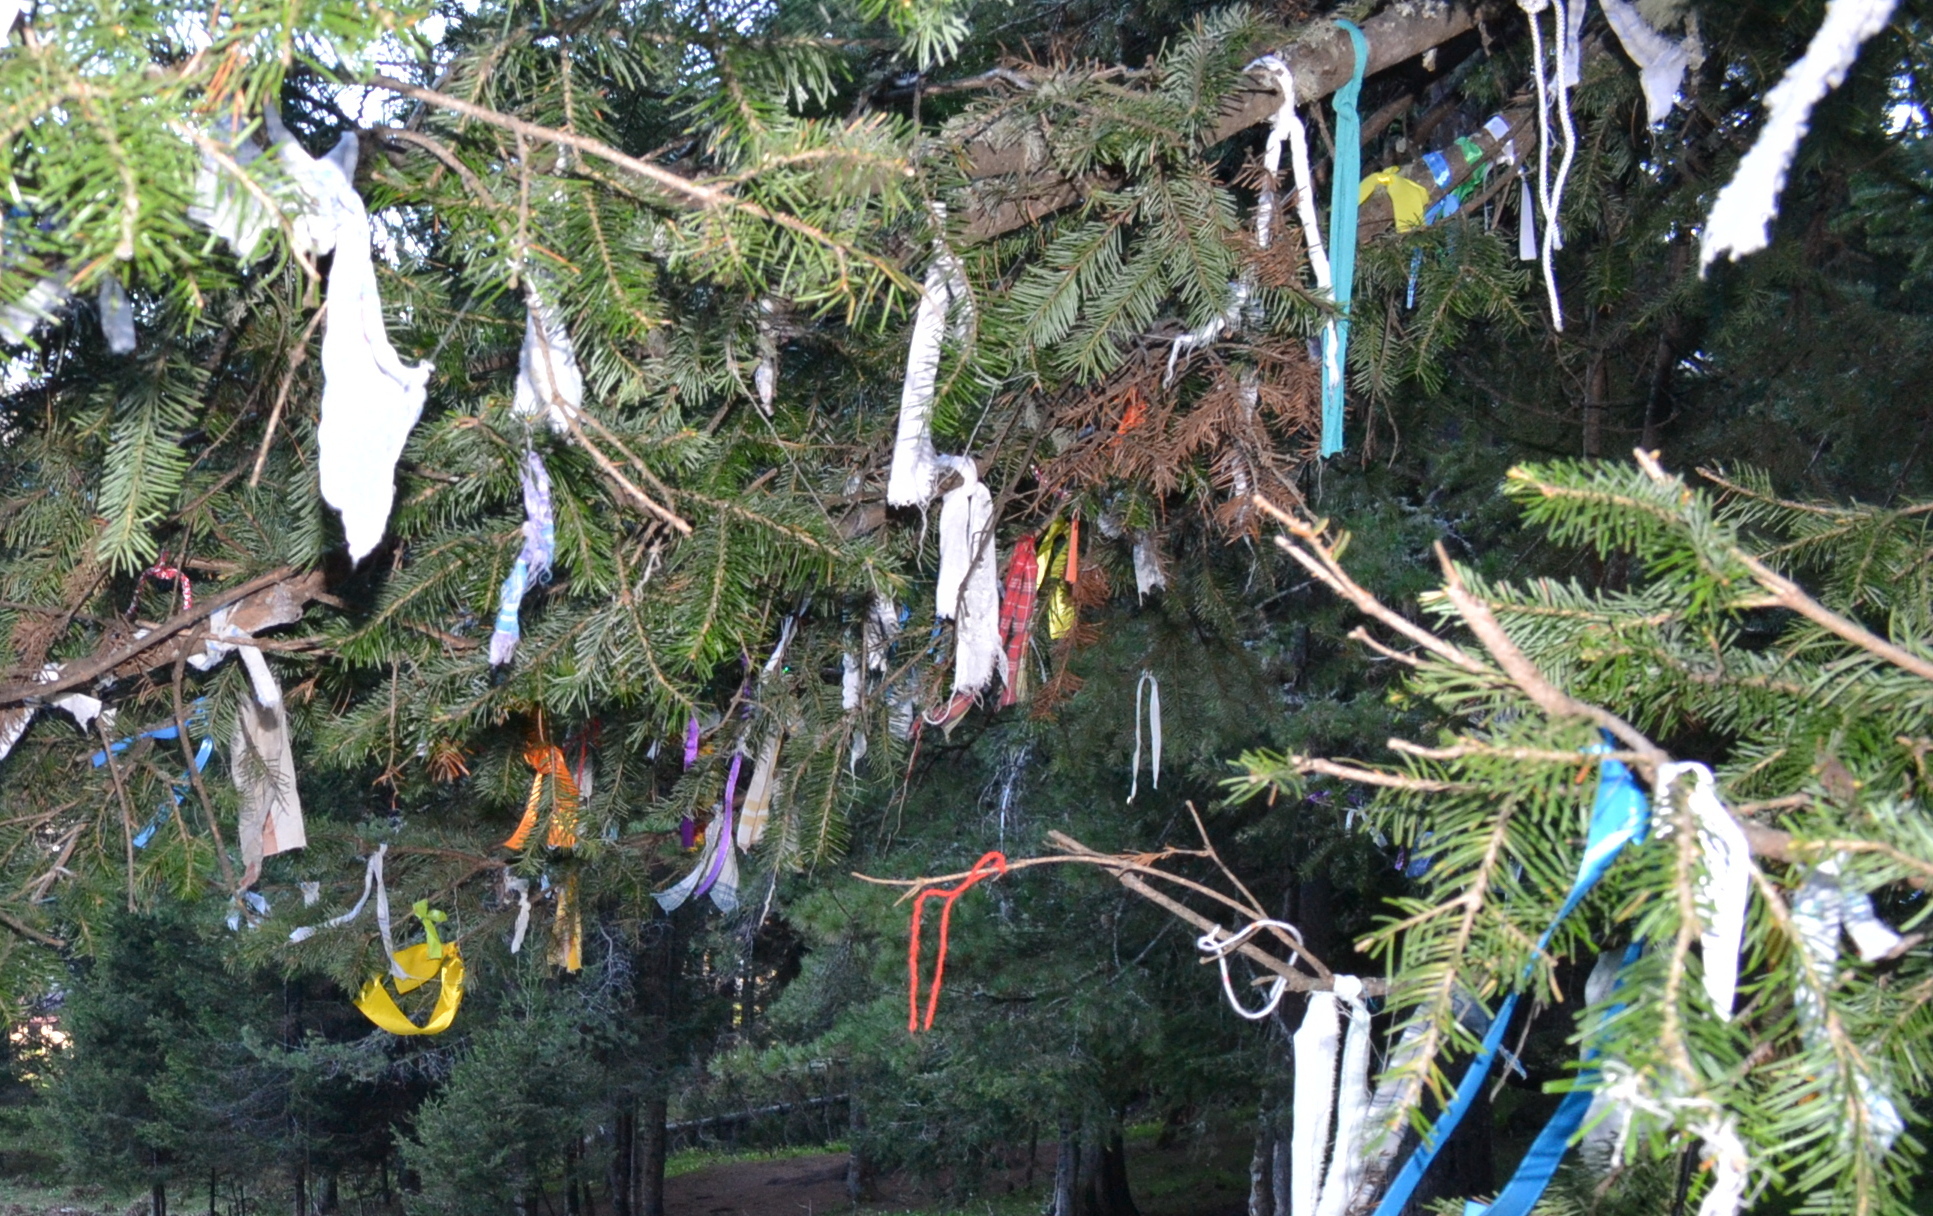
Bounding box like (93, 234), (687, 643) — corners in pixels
(1319, 19), (1368, 458)
(1466, 943), (1645, 1216)
(1371, 738), (1650, 1216)
(1422, 149), (1455, 188)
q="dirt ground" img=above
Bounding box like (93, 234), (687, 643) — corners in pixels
(666, 1134), (1250, 1216)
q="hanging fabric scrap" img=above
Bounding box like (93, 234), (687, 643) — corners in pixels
(288, 844), (409, 980)
(934, 456), (1003, 697)
(504, 874), (533, 954)
(514, 288), (583, 432)
(97, 274), (135, 355)
(737, 730), (783, 850)
(550, 873), (583, 972)
(654, 752), (742, 913)
(234, 686), (308, 884)
(1251, 56), (1330, 283)
(907, 850), (1007, 1032)
(1600, 0), (1692, 124)
(1313, 976), (1372, 1216)
(996, 535), (1038, 708)
(490, 449), (556, 666)
(1370, 742), (1651, 1216)
(1790, 858), (1904, 1148)
(1126, 670), (1161, 803)
(354, 942), (465, 1035)
(502, 741), (581, 850)
(1319, 20), (1368, 457)
(1652, 762), (1749, 1019)
(1700, 0), (1899, 270)
(886, 211), (973, 507)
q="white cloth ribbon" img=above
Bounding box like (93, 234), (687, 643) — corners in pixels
(1292, 991), (1342, 1216)
(505, 875), (533, 954)
(1792, 858), (1905, 1150)
(753, 297), (779, 415)
(866, 597), (899, 672)
(1314, 977), (1372, 1216)
(886, 225), (973, 507)
(0, 665), (106, 762)
(935, 458), (1003, 696)
(1165, 281), (1249, 385)
(1127, 669), (1161, 802)
(843, 652), (867, 771)
(1252, 57), (1331, 286)
(654, 821), (738, 913)
(188, 606), (283, 708)
(1654, 762), (1750, 1020)
(0, 276), (70, 345)
(1701, 0), (1900, 270)
(290, 845), (405, 978)
(514, 288), (583, 432)
(298, 129), (431, 563)
(1133, 535), (1166, 602)
(1600, 0), (1691, 124)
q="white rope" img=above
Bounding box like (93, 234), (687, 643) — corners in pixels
(1701, 0), (1901, 270)
(1251, 57), (1332, 289)
(1197, 918), (1304, 1020)
(1164, 281), (1249, 385)
(1519, 0), (1568, 330)
(1127, 669), (1161, 802)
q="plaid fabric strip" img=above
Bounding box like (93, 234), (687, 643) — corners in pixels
(997, 536), (1038, 708)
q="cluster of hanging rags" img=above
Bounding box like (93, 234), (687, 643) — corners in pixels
(1226, 744), (1908, 1216)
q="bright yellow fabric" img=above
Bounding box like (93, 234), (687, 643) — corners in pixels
(354, 943), (465, 1035)
(1359, 169), (1432, 233)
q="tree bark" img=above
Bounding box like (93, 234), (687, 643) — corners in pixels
(1248, 1121), (1275, 1216)
(958, 2), (1482, 240)
(151, 1181), (167, 1216)
(1095, 1128), (1139, 1216)
(640, 1094), (669, 1216)
(610, 1103), (636, 1216)
(1053, 1121), (1079, 1216)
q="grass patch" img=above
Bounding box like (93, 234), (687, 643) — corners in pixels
(665, 1138), (850, 1179)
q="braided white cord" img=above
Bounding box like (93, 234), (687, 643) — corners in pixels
(1520, 0), (1567, 330)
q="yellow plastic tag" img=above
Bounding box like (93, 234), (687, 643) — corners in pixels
(354, 943), (465, 1035)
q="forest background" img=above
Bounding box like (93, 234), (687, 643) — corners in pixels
(0, 0), (1928, 1214)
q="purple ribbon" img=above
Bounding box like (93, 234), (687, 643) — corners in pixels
(692, 752), (743, 900)
(683, 715), (700, 770)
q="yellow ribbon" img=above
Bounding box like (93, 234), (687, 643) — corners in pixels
(550, 873), (583, 973)
(1359, 169), (1432, 233)
(354, 943), (465, 1035)
(1035, 520), (1078, 639)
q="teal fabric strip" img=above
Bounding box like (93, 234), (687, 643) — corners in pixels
(1320, 19), (1368, 458)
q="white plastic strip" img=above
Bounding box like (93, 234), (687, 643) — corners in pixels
(514, 288), (583, 433)
(505, 875), (533, 954)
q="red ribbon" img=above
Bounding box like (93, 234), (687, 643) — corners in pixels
(996, 537), (1038, 709)
(129, 558), (192, 615)
(907, 851), (1008, 1032)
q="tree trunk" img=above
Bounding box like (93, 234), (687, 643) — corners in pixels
(1271, 1129), (1292, 1216)
(1075, 1125), (1102, 1216)
(1583, 351), (1608, 459)
(321, 1172), (339, 1215)
(640, 1094), (669, 1216)
(844, 1095), (868, 1204)
(294, 1162), (306, 1216)
(1052, 1121), (1078, 1216)
(151, 1181), (166, 1216)
(610, 1103), (636, 1216)
(1248, 1121), (1274, 1216)
(1095, 1128), (1138, 1216)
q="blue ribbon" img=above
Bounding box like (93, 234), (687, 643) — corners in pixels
(1422, 149), (1455, 189)
(1465, 943), (1645, 1216)
(1319, 20), (1368, 459)
(1371, 739), (1650, 1216)
(133, 736), (215, 849)
(90, 700), (210, 767)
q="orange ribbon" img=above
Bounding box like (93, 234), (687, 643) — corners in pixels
(907, 851), (1008, 1032)
(502, 743), (580, 850)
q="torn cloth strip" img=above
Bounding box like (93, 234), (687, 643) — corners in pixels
(1700, 0), (1899, 269)
(886, 226), (972, 507)
(355, 943), (464, 1035)
(934, 457), (1003, 697)
(1653, 762), (1749, 1019)
(288, 845), (407, 980)
(693, 751), (744, 902)
(1319, 20), (1368, 458)
(514, 289), (583, 433)
(996, 536), (1038, 708)
(97, 275), (135, 355)
(1291, 991), (1342, 1216)
(1371, 744), (1651, 1216)
(1792, 859), (1905, 1149)
(309, 131), (432, 563)
(233, 691), (308, 883)
(1600, 0), (1691, 124)
(1313, 977), (1373, 1216)
(132, 737), (215, 849)
(489, 450), (556, 666)
(736, 730), (782, 850)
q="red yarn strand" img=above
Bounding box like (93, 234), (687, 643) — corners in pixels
(907, 851), (1008, 1032)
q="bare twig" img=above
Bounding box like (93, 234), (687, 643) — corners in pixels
(95, 717), (140, 913)
(171, 653), (235, 889)
(249, 304), (327, 487)
(0, 909), (63, 949)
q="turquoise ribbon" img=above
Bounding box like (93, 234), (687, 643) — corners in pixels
(1320, 19), (1368, 458)
(1370, 740), (1650, 1216)
(1464, 942), (1645, 1216)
